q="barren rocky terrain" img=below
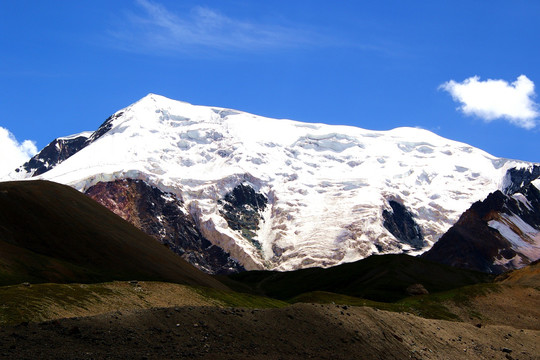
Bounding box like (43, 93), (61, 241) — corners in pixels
(0, 262), (538, 359)
(0, 303), (538, 360)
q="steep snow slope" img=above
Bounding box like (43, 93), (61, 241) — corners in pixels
(6, 94), (537, 270)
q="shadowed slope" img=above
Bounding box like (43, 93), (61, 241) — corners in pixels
(221, 254), (493, 302)
(1, 303), (538, 360)
(0, 180), (227, 290)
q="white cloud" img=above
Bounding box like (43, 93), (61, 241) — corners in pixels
(440, 75), (539, 129)
(110, 0), (330, 55)
(0, 127), (38, 177)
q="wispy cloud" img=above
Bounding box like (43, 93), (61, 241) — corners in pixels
(440, 75), (539, 129)
(0, 127), (37, 177)
(110, 0), (333, 55)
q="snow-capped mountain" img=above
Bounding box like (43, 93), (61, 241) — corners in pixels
(6, 94), (539, 271)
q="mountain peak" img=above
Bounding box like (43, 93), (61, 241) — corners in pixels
(134, 93), (192, 108)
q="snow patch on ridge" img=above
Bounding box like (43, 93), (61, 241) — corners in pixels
(58, 131), (93, 141)
(488, 214), (540, 262)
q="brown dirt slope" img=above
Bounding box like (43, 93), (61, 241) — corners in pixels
(0, 180), (226, 290)
(429, 260), (540, 331)
(444, 285), (540, 331)
(0, 303), (538, 359)
(497, 259), (540, 287)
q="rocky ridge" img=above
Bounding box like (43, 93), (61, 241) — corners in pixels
(423, 182), (540, 273)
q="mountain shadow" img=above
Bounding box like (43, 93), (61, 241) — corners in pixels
(219, 254), (493, 302)
(0, 180), (226, 290)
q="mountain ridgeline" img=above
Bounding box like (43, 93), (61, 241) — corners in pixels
(13, 111), (126, 178)
(4, 94), (540, 274)
(423, 183), (540, 274)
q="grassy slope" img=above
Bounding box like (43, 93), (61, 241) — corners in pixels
(221, 253), (494, 302)
(289, 283), (502, 321)
(0, 180), (226, 290)
(0, 281), (288, 326)
(0, 278), (520, 326)
(497, 259), (540, 287)
(282, 260), (540, 323)
(0, 254), (536, 326)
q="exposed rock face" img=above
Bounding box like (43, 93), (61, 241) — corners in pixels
(405, 283), (429, 296)
(503, 165), (540, 194)
(85, 179), (244, 274)
(382, 200), (424, 250)
(14, 112), (125, 178)
(85, 112), (123, 145)
(16, 135), (89, 177)
(423, 184), (540, 274)
(218, 184), (267, 251)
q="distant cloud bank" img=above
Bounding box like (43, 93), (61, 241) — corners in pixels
(440, 75), (539, 129)
(0, 127), (37, 177)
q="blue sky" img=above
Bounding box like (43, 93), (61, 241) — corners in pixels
(1, 0), (539, 174)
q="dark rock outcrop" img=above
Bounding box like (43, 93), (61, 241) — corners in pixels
(85, 112), (123, 145)
(17, 135), (89, 176)
(218, 184), (267, 251)
(405, 283), (429, 296)
(503, 165), (540, 194)
(382, 200), (424, 250)
(16, 112), (124, 177)
(423, 184), (540, 274)
(86, 179), (244, 274)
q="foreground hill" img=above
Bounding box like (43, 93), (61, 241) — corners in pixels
(0, 180), (226, 290)
(0, 260), (537, 359)
(0, 302), (537, 360)
(7, 94), (539, 272)
(442, 259), (540, 330)
(221, 253), (493, 302)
